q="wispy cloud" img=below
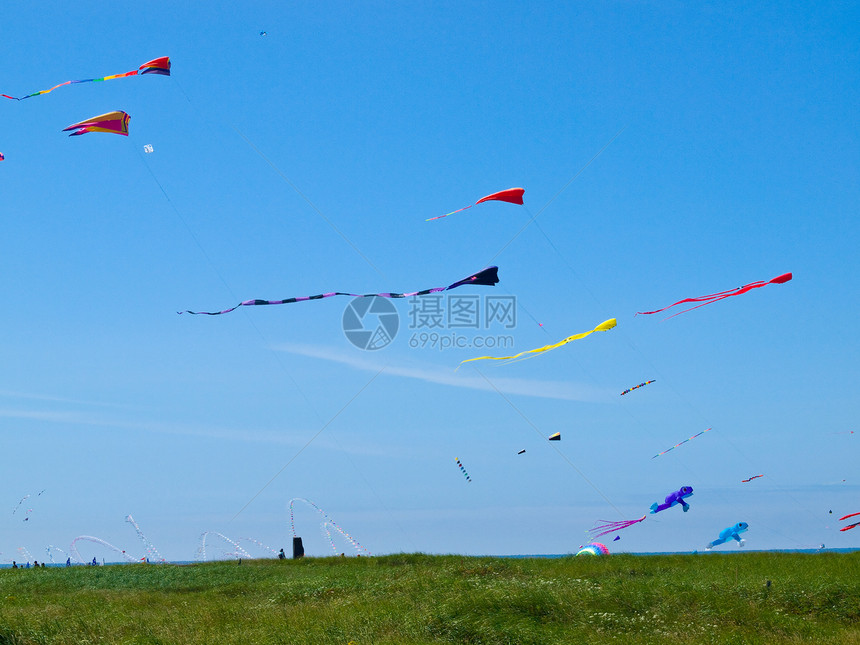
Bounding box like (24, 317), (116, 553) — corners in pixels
(0, 404), (397, 457)
(274, 343), (609, 402)
(0, 389), (125, 408)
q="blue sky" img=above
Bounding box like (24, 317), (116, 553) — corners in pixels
(1, 1), (858, 562)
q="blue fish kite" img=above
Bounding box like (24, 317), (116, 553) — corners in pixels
(706, 522), (749, 549)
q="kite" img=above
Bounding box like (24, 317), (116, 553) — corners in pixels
(459, 318), (616, 366)
(548, 433), (561, 441)
(63, 111), (130, 137)
(2, 57), (170, 101)
(12, 495), (29, 515)
(587, 516), (647, 540)
(706, 522), (748, 549)
(652, 428), (711, 459)
(455, 458), (471, 482)
(179, 266), (499, 315)
(613, 536), (620, 541)
(838, 512), (860, 532)
(588, 487), (693, 540)
(650, 486), (693, 514)
(621, 380), (655, 395)
(144, 144), (154, 153)
(426, 187), (525, 221)
(517, 449), (526, 454)
(741, 474), (764, 483)
(576, 543), (609, 556)
(0, 153), (4, 161)
(636, 273), (792, 319)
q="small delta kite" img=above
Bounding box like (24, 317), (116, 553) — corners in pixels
(180, 267), (499, 315)
(2, 57), (170, 101)
(64, 111), (130, 136)
(637, 273), (792, 319)
(426, 188), (524, 221)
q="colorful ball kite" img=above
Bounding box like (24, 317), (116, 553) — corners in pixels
(576, 543), (610, 556)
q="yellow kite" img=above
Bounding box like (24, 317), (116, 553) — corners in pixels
(459, 318), (616, 366)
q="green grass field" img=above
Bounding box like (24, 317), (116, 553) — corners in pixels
(0, 552), (858, 644)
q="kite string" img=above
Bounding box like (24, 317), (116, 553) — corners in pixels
(230, 367), (386, 521)
(139, 147), (404, 537)
(168, 76), (384, 280)
(137, 148), (327, 423)
(487, 125), (626, 265)
(153, 79), (424, 544)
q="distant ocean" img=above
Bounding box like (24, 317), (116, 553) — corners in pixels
(5, 548), (857, 568)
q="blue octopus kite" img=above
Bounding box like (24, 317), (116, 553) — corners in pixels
(706, 522), (749, 549)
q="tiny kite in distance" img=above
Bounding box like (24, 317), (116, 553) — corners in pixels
(180, 266), (499, 315)
(636, 273), (792, 320)
(650, 486), (694, 513)
(652, 428), (711, 459)
(0, 153), (4, 161)
(64, 111), (130, 136)
(741, 474), (764, 483)
(548, 433), (561, 441)
(839, 512), (860, 532)
(459, 318), (616, 366)
(621, 380), (655, 396)
(426, 187), (524, 221)
(517, 449), (526, 454)
(455, 457), (471, 482)
(2, 57), (170, 101)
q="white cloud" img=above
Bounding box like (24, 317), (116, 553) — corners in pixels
(274, 342), (609, 402)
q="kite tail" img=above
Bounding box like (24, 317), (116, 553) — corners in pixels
(587, 515), (646, 540)
(426, 204), (474, 221)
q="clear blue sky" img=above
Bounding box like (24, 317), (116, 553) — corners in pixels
(1, 1), (857, 561)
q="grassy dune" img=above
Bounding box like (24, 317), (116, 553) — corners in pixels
(0, 552), (858, 644)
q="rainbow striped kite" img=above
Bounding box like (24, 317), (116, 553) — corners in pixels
(455, 458), (471, 482)
(652, 428), (711, 459)
(2, 57), (170, 101)
(620, 380), (655, 396)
